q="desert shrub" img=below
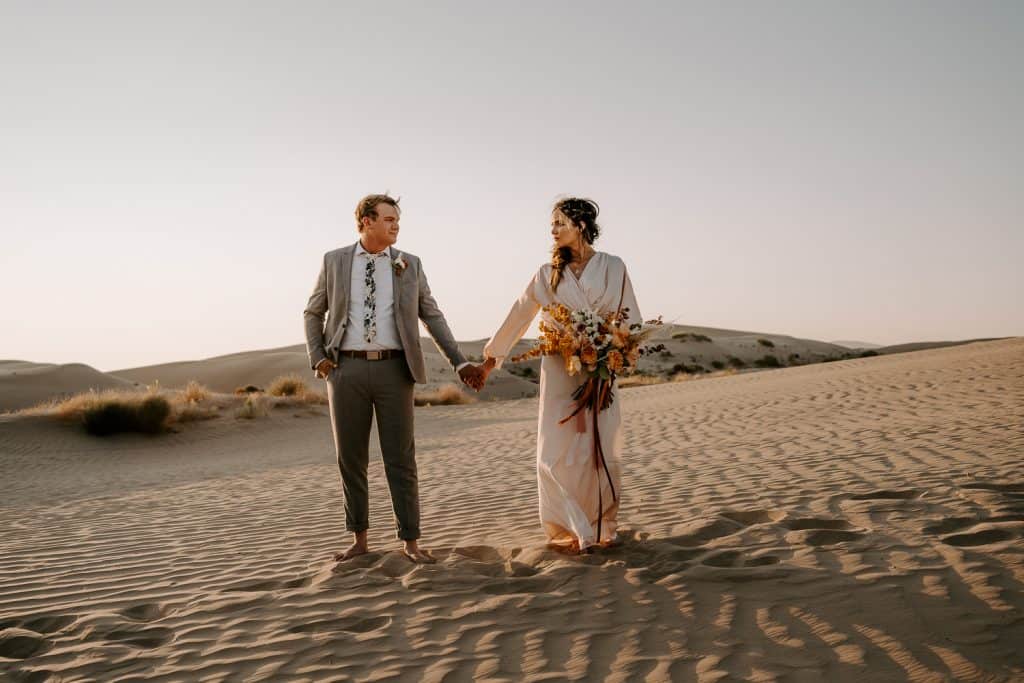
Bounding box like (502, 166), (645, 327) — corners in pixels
(788, 353), (800, 361)
(175, 405), (220, 423)
(754, 355), (781, 368)
(236, 394), (270, 419)
(414, 384), (474, 407)
(670, 363), (704, 375)
(711, 360), (725, 370)
(82, 395), (171, 436)
(267, 374), (307, 397)
(672, 332), (712, 342)
(859, 350), (879, 357)
(757, 338), (775, 348)
(619, 374), (666, 388)
(508, 365), (536, 379)
(659, 350), (674, 358)
(727, 356), (746, 368)
(181, 380), (210, 404)
(234, 385), (263, 395)
(272, 390), (328, 407)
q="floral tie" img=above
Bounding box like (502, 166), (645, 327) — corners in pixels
(363, 252), (388, 343)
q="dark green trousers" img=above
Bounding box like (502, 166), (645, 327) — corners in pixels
(326, 356), (419, 540)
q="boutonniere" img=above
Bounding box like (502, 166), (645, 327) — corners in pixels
(392, 253), (408, 275)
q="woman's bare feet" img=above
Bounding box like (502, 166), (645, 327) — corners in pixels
(333, 531), (369, 562)
(402, 540), (436, 564)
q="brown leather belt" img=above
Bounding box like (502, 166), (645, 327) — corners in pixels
(338, 349), (402, 361)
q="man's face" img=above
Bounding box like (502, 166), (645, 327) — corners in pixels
(362, 203), (400, 247)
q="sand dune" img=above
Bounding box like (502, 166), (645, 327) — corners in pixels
(0, 361), (137, 413)
(110, 341), (540, 403)
(6, 326), (986, 414)
(1, 338), (1022, 680)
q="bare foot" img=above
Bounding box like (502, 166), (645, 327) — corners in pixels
(402, 542), (437, 564)
(333, 541), (368, 562)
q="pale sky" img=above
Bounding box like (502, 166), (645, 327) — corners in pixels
(2, 1), (1021, 371)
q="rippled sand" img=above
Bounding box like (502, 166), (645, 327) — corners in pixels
(1, 338), (1022, 681)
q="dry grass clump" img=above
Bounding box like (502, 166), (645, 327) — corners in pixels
(236, 394), (270, 419)
(618, 374), (667, 389)
(268, 374), (308, 397)
(181, 380), (211, 404)
(27, 388), (148, 422)
(82, 395), (172, 436)
(169, 380), (221, 423)
(414, 383), (474, 407)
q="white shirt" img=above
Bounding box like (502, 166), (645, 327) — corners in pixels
(339, 243), (404, 351)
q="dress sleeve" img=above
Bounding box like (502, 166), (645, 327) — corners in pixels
(617, 261), (643, 327)
(483, 267), (547, 369)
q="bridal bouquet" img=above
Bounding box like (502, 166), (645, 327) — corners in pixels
(511, 303), (663, 543)
(511, 303), (664, 415)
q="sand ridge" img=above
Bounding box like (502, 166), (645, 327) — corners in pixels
(1, 339), (1022, 681)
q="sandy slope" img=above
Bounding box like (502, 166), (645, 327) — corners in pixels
(0, 361), (137, 414)
(1, 339), (1022, 681)
(111, 341), (541, 403)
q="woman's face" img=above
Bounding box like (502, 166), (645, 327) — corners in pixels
(551, 209), (580, 249)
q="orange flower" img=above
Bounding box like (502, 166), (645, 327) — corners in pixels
(607, 350), (624, 372)
(580, 345), (597, 365)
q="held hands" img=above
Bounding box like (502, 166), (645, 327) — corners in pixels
(458, 357), (497, 392)
(315, 358), (337, 379)
(458, 364), (485, 392)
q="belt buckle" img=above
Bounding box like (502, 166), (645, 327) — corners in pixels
(366, 350), (382, 361)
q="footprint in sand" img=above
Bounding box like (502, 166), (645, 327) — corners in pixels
(700, 550), (781, 568)
(671, 517), (746, 547)
(923, 517), (980, 535)
(960, 482), (1024, 493)
(788, 529), (865, 546)
(288, 615), (390, 635)
(224, 575), (311, 593)
(849, 489), (921, 501)
(1, 614), (75, 635)
(0, 629), (52, 659)
(719, 509), (785, 526)
(104, 626), (174, 649)
(942, 528), (1014, 547)
(120, 602), (167, 622)
(782, 518), (853, 531)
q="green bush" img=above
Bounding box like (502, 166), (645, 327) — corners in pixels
(859, 350), (879, 357)
(754, 355), (781, 368)
(711, 360), (725, 370)
(82, 395), (171, 436)
(727, 356), (746, 368)
(757, 338), (775, 348)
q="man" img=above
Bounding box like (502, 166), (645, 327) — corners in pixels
(304, 193), (483, 564)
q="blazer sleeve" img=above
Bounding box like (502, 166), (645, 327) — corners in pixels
(303, 253), (329, 370)
(416, 260), (468, 370)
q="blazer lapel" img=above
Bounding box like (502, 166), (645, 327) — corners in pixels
(390, 248), (403, 317)
(340, 243), (356, 312)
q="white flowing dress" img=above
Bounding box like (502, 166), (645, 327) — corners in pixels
(484, 252), (642, 548)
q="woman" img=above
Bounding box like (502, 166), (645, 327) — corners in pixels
(479, 198), (642, 553)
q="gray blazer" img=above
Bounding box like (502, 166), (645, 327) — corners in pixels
(303, 243), (467, 384)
